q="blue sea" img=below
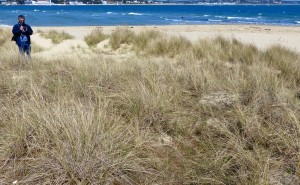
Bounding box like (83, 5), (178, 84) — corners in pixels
(0, 5), (300, 26)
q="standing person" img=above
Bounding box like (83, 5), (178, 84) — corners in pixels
(12, 15), (33, 60)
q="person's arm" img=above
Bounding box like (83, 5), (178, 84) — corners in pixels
(12, 24), (21, 35)
(26, 25), (33, 35)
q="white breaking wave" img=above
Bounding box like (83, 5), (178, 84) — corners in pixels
(107, 12), (117, 15)
(208, 19), (222, 22)
(227, 16), (242, 19)
(227, 16), (256, 20)
(164, 18), (182, 22)
(128, 12), (143, 16)
(184, 20), (205, 23)
(295, 21), (300, 24)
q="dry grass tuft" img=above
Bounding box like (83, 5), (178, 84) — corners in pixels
(31, 41), (44, 53)
(263, 45), (300, 84)
(109, 27), (135, 50)
(0, 27), (300, 184)
(0, 28), (11, 46)
(84, 28), (108, 47)
(0, 28), (20, 66)
(133, 30), (162, 51)
(146, 35), (192, 57)
(40, 30), (74, 44)
(193, 36), (259, 64)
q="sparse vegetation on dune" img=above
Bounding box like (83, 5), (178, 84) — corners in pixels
(31, 41), (45, 53)
(109, 27), (135, 50)
(0, 28), (11, 46)
(40, 30), (74, 44)
(84, 28), (108, 47)
(0, 27), (300, 184)
(132, 29), (162, 51)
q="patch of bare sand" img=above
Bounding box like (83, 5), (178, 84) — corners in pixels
(31, 33), (53, 49)
(31, 33), (91, 59)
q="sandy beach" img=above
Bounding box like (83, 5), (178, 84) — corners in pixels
(30, 25), (300, 58)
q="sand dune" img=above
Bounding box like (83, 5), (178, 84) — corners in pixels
(32, 25), (300, 55)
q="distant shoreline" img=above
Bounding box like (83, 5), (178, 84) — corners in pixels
(1, 3), (300, 6)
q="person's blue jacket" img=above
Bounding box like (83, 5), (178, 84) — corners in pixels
(12, 23), (33, 46)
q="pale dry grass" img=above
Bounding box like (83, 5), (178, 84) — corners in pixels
(109, 27), (135, 50)
(0, 28), (11, 46)
(31, 41), (44, 53)
(132, 30), (162, 51)
(84, 28), (108, 47)
(0, 27), (300, 184)
(40, 30), (74, 44)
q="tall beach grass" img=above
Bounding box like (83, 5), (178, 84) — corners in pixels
(0, 27), (300, 184)
(40, 30), (74, 44)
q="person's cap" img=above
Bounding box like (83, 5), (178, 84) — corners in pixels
(18, 15), (25, 19)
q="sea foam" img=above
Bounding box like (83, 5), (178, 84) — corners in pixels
(128, 12), (143, 16)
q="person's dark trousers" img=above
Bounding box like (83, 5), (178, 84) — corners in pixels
(18, 44), (31, 60)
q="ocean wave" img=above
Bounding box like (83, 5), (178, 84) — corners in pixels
(185, 20), (208, 23)
(128, 12), (143, 16)
(295, 21), (300, 24)
(56, 11), (67, 15)
(203, 14), (210, 17)
(227, 16), (242, 19)
(208, 19), (222, 22)
(34, 9), (40, 12)
(227, 16), (256, 20)
(245, 17), (256, 20)
(164, 18), (182, 22)
(215, 15), (226, 18)
(107, 12), (117, 14)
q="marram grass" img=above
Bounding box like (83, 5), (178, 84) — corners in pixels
(40, 30), (74, 44)
(84, 28), (108, 47)
(0, 27), (300, 184)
